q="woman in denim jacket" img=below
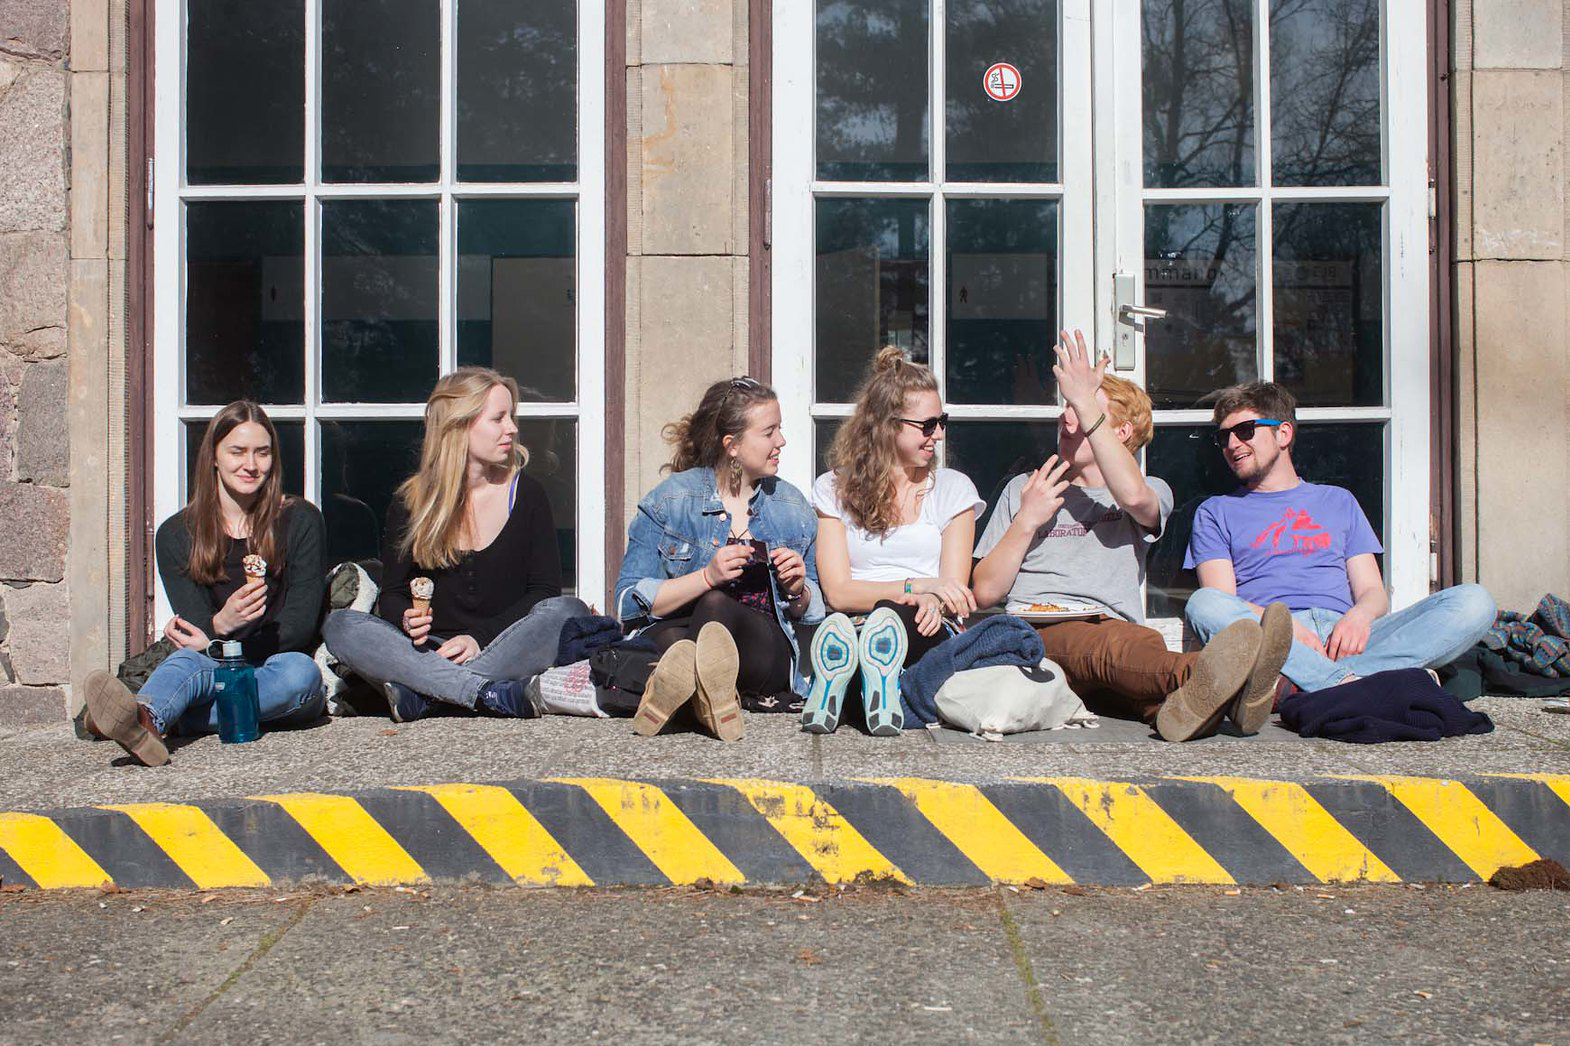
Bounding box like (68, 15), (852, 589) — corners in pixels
(615, 377), (825, 741)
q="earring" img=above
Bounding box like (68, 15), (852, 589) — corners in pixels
(729, 456), (743, 487)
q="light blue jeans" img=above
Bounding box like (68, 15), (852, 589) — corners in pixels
(136, 648), (326, 736)
(1185, 584), (1497, 693)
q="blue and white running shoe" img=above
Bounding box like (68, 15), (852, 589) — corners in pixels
(857, 606), (908, 737)
(800, 613), (858, 734)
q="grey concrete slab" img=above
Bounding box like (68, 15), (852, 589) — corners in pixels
(2, 885), (1567, 1046)
(182, 889), (1041, 1046)
(0, 890), (304, 1046)
(1001, 885), (1570, 1046)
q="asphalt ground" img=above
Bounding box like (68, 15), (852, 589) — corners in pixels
(1, 696), (1567, 811)
(0, 883), (1566, 1046)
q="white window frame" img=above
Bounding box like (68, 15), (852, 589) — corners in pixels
(776, 0), (1430, 611)
(152, 0), (606, 624)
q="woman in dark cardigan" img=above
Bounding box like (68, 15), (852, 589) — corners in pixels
(323, 367), (589, 722)
(80, 402), (327, 766)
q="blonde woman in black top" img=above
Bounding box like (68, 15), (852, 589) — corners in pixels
(323, 368), (589, 721)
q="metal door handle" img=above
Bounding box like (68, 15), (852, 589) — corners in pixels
(1118, 304), (1167, 320)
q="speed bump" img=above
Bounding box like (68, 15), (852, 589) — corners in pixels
(0, 774), (1566, 891)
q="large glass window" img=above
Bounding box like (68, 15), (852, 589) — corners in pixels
(158, 0), (604, 599)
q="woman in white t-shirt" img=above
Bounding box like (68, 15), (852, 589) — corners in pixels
(804, 346), (984, 736)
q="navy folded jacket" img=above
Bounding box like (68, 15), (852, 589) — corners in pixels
(556, 614), (624, 666)
(899, 615), (1044, 727)
(1279, 668), (1494, 744)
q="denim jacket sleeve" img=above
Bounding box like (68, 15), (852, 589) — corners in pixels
(614, 498), (672, 623)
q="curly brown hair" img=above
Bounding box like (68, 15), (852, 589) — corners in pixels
(825, 346), (940, 537)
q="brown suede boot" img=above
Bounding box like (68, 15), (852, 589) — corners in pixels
(1156, 618), (1261, 742)
(632, 640), (698, 737)
(1229, 602), (1294, 734)
(82, 670), (170, 767)
(691, 623), (743, 742)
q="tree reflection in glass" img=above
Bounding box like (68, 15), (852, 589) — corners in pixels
(1142, 0), (1254, 188)
(816, 0), (930, 182)
(1270, 0), (1380, 186)
(1144, 203), (1258, 409)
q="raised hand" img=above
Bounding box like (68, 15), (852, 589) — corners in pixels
(1015, 454), (1072, 531)
(1051, 328), (1108, 417)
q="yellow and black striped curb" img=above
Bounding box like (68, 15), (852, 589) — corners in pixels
(1, 775), (1567, 891)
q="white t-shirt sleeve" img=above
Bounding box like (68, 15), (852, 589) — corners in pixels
(810, 471), (844, 521)
(930, 469), (986, 528)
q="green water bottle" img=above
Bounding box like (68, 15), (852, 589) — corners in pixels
(213, 640), (261, 744)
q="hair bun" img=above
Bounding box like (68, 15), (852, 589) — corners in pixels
(873, 345), (906, 373)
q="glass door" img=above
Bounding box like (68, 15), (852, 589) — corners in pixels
(1105, 0), (1431, 617)
(773, 0), (1095, 518)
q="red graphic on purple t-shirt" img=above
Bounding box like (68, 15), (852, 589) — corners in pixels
(1251, 508), (1333, 555)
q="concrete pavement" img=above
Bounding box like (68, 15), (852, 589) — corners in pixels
(0, 884), (1566, 1046)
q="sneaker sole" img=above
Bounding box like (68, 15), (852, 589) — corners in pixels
(858, 607), (908, 737)
(801, 614), (858, 734)
(83, 670), (169, 767)
(633, 640), (697, 737)
(383, 681), (409, 724)
(1231, 602), (1293, 735)
(694, 623), (744, 742)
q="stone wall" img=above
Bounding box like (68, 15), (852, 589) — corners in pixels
(1453, 0), (1570, 612)
(622, 0), (752, 513)
(0, 0), (72, 724)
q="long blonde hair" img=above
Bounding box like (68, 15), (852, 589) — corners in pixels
(826, 346), (940, 537)
(396, 367), (529, 569)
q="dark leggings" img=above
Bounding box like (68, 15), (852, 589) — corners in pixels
(643, 589), (794, 697)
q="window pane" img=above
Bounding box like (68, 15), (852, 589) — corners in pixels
(816, 0), (930, 182)
(321, 0), (440, 183)
(1142, 0), (1254, 188)
(319, 420), (423, 567)
(1272, 202), (1382, 407)
(944, 421), (1058, 536)
(815, 198), (930, 403)
(457, 200), (576, 402)
(1270, 0), (1380, 186)
(186, 0), (304, 184)
(945, 199), (1058, 405)
(321, 201), (440, 403)
(458, 0), (577, 182)
(813, 419), (845, 480)
(186, 201), (305, 405)
(1143, 422), (1384, 617)
(185, 420), (305, 498)
(1144, 203), (1257, 409)
(517, 419), (578, 592)
(946, 0), (1057, 183)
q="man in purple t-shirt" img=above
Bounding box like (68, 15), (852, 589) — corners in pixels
(1183, 382), (1496, 693)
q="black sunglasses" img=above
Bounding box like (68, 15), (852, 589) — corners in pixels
(898, 413), (950, 438)
(1211, 418), (1283, 447)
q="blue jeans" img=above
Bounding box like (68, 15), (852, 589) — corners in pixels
(322, 596), (591, 708)
(136, 649), (326, 736)
(1185, 584), (1497, 693)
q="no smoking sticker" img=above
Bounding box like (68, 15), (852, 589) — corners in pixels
(983, 62), (1022, 102)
